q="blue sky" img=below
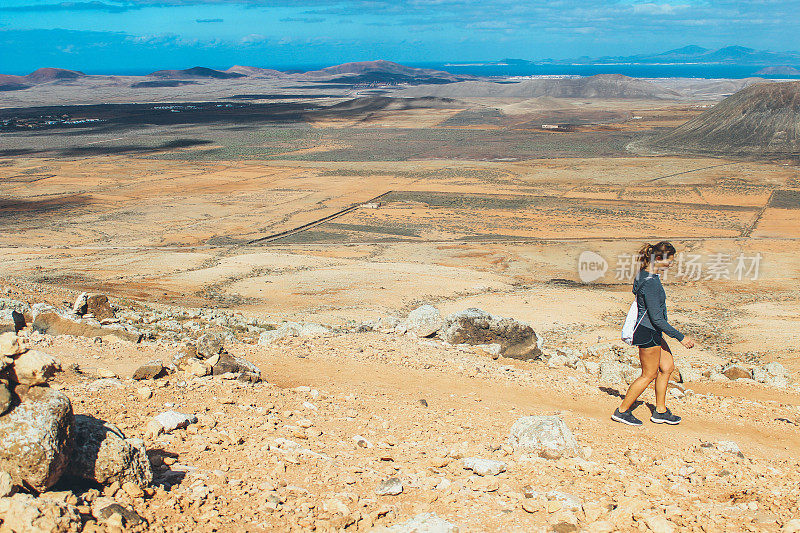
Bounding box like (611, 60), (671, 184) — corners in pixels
(1, 0), (799, 73)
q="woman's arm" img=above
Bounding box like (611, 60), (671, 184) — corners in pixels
(642, 281), (685, 342)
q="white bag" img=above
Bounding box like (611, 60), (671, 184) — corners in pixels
(621, 300), (645, 345)
(621, 278), (650, 345)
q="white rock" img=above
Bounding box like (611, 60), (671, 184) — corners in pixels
(375, 477), (403, 496)
(546, 490), (582, 511)
(463, 457), (506, 476)
(403, 305), (444, 338)
(379, 512), (459, 533)
(152, 410), (197, 433)
(508, 415), (582, 459)
(714, 441), (742, 455)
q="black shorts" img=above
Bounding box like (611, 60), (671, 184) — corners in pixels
(632, 325), (663, 348)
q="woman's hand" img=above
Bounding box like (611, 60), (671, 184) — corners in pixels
(681, 336), (695, 349)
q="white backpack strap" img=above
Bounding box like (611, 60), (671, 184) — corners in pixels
(632, 276), (651, 332)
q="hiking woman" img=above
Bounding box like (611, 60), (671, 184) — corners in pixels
(612, 241), (695, 426)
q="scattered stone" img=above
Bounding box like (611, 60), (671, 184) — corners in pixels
(644, 515), (676, 533)
(211, 354), (261, 382)
(258, 322), (331, 344)
(546, 491), (582, 512)
(10, 350), (61, 386)
(403, 305), (443, 337)
(0, 331), (27, 356)
(32, 304), (141, 343)
(0, 386), (74, 492)
(353, 435), (373, 448)
(463, 457), (506, 476)
(97, 502), (144, 526)
(508, 415), (582, 459)
(0, 469), (14, 497)
(0, 309), (25, 333)
(439, 308), (542, 360)
(0, 492), (81, 532)
(136, 386), (153, 400)
(132, 360), (166, 381)
(86, 294), (116, 321)
(376, 477), (403, 496)
(195, 332), (226, 359)
(377, 512), (459, 532)
(73, 292), (89, 315)
(148, 410), (197, 435)
(0, 382), (12, 416)
(753, 362), (790, 388)
(714, 440), (743, 456)
(722, 364), (752, 381)
(67, 415), (153, 487)
(182, 357), (210, 377)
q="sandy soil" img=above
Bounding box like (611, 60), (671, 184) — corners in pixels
(1, 92), (799, 531)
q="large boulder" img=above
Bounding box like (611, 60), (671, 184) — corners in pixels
(0, 493), (81, 533)
(507, 415), (582, 459)
(439, 308), (541, 360)
(67, 415), (152, 487)
(402, 305), (443, 337)
(32, 304), (141, 343)
(211, 354), (261, 382)
(0, 387), (74, 492)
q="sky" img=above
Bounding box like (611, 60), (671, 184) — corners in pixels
(1, 0), (799, 74)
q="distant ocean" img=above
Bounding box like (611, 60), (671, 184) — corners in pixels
(416, 62), (800, 79)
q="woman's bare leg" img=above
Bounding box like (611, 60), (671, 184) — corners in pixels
(619, 345), (660, 412)
(654, 340), (674, 413)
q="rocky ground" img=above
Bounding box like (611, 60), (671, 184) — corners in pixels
(2, 282), (800, 533)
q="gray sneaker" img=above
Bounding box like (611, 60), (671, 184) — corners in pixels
(612, 408), (643, 426)
(651, 407), (681, 425)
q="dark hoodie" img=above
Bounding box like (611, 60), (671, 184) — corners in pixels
(632, 269), (685, 342)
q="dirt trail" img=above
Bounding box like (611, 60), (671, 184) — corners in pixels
(260, 344), (800, 461)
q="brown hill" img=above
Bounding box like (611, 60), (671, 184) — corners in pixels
(0, 74), (30, 91)
(636, 81), (800, 159)
(397, 74), (681, 99)
(225, 65), (286, 77)
(24, 68), (85, 83)
(149, 66), (245, 79)
(301, 60), (464, 81)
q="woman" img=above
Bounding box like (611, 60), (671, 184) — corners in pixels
(612, 241), (695, 426)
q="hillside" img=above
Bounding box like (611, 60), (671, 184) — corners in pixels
(225, 65), (286, 77)
(300, 60), (467, 83)
(148, 66), (246, 79)
(24, 67), (85, 83)
(396, 74), (681, 99)
(636, 81), (800, 159)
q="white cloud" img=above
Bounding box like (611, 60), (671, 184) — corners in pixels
(632, 3), (690, 15)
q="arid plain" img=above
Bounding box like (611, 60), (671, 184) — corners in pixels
(2, 75), (800, 532)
